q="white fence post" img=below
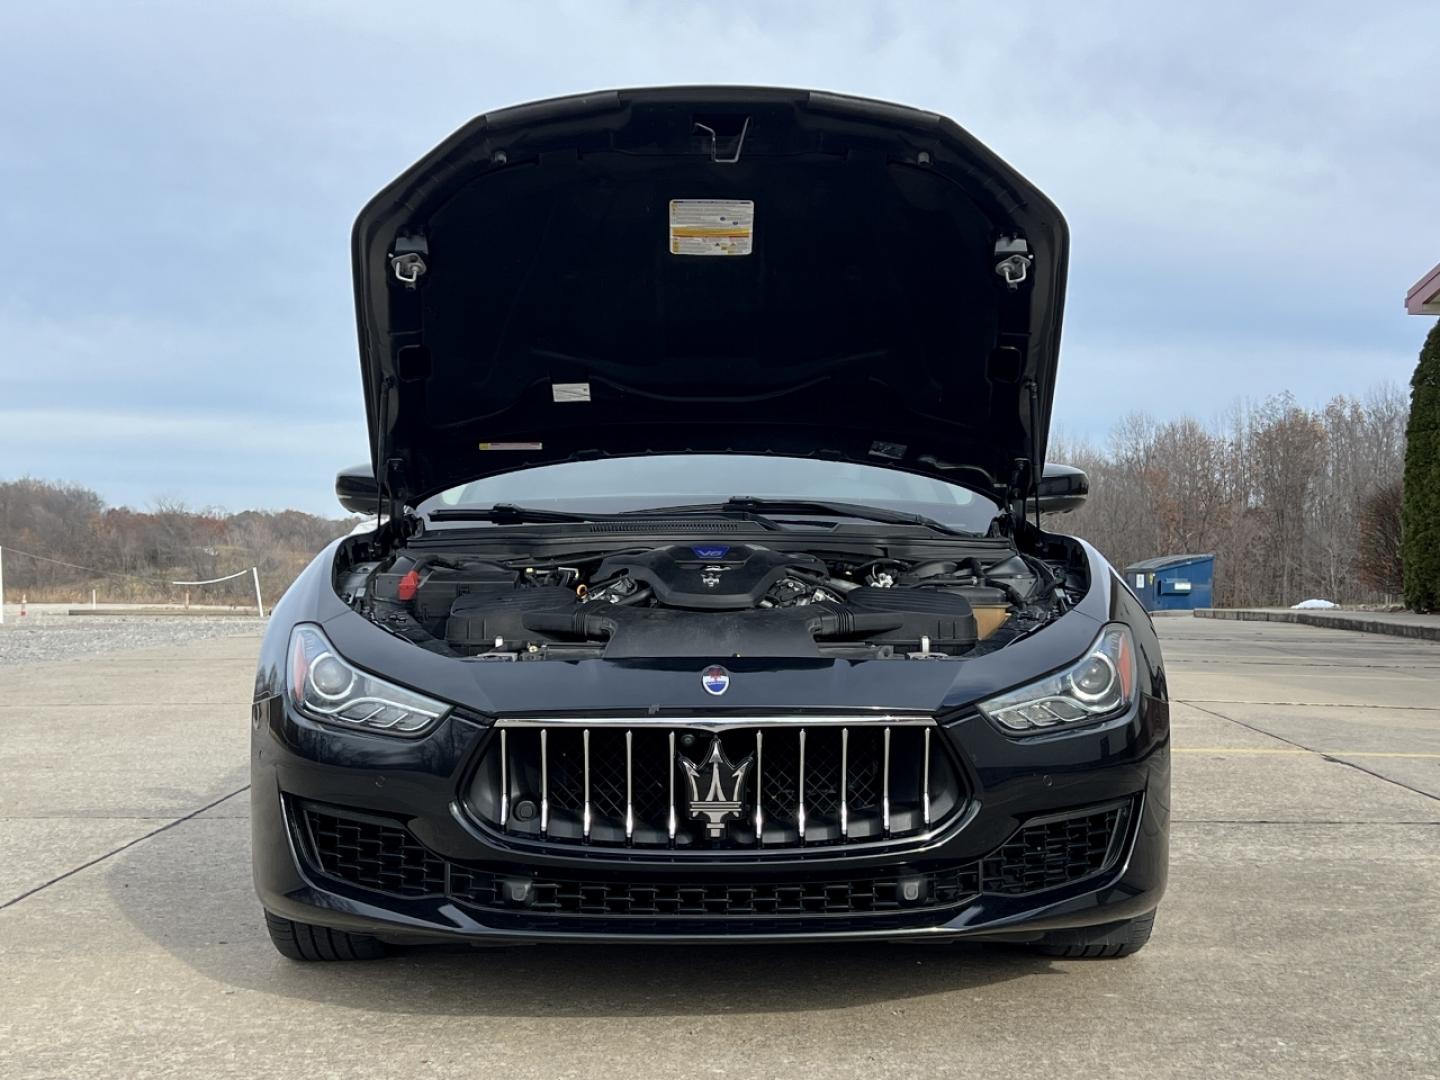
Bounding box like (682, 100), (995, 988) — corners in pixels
(0, 546), (5, 625)
(168, 567), (263, 617)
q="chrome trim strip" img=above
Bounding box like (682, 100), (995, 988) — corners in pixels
(882, 726), (891, 837)
(498, 728), (508, 830)
(494, 715), (935, 730)
(754, 730), (764, 845)
(624, 729), (634, 843)
(667, 730), (677, 845)
(582, 727), (591, 842)
(922, 727), (931, 828)
(539, 728), (549, 837)
(840, 726), (849, 839)
(797, 727), (807, 843)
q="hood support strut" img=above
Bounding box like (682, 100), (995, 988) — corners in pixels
(372, 374), (415, 552)
(1024, 376), (1042, 531)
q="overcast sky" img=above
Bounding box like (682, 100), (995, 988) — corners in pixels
(2, 2), (1435, 514)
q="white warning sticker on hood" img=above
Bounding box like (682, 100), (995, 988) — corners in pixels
(669, 199), (754, 256)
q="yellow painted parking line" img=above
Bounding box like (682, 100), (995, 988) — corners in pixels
(1175, 747), (1440, 758)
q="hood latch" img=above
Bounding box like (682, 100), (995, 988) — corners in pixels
(994, 236), (1032, 289)
(389, 234), (429, 288)
(693, 115), (750, 165)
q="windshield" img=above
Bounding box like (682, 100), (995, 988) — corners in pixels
(420, 455), (999, 532)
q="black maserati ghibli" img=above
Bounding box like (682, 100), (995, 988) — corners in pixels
(251, 86), (1169, 961)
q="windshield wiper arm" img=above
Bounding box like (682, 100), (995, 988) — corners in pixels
(427, 504), (600, 524)
(603, 498), (966, 534)
(425, 504), (783, 529)
(719, 496), (968, 535)
(426, 500), (958, 532)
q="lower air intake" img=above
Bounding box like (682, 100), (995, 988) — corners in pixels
(296, 798), (1135, 920)
(979, 802), (1130, 895)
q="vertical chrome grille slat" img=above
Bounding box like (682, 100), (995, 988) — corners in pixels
(882, 727), (891, 837)
(498, 728), (508, 830)
(797, 727), (807, 843)
(625, 729), (634, 844)
(539, 728), (549, 837)
(922, 727), (932, 828)
(667, 730), (677, 845)
(582, 728), (591, 842)
(754, 730), (764, 845)
(840, 727), (849, 839)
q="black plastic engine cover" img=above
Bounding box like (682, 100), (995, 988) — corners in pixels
(446, 586), (578, 649)
(843, 586), (978, 648)
(593, 544), (824, 610)
(372, 559), (516, 623)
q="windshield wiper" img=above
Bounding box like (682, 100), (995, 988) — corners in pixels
(428, 504), (598, 524)
(425, 504), (783, 529)
(426, 499), (965, 534)
(616, 497), (970, 535)
(724, 497), (968, 534)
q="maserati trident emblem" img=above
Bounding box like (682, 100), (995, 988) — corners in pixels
(678, 737), (754, 838)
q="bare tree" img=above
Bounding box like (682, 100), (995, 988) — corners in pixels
(1356, 479), (1404, 598)
(1050, 385), (1406, 607)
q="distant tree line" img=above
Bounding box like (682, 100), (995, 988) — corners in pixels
(1048, 386), (1409, 608)
(0, 378), (1419, 612)
(0, 479), (355, 605)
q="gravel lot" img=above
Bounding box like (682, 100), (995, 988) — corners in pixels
(0, 607), (265, 664)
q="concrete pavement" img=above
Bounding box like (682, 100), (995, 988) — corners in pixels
(1, 618), (1437, 1079)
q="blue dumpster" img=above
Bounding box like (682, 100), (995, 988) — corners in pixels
(1123, 554), (1215, 612)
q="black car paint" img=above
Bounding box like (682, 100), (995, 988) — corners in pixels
(252, 85), (1166, 948)
(251, 537), (1169, 945)
(351, 86), (1069, 506)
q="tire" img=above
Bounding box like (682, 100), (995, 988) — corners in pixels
(1034, 911), (1155, 959)
(264, 910), (387, 961)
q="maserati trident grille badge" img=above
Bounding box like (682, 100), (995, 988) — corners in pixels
(678, 737), (754, 838)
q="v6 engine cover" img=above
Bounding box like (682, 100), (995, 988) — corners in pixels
(593, 544), (825, 610)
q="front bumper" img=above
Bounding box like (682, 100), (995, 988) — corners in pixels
(251, 690), (1169, 945)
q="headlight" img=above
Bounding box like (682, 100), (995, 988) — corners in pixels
(287, 624), (449, 735)
(978, 623), (1137, 734)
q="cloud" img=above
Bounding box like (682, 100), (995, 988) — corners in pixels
(1, 1), (1435, 512)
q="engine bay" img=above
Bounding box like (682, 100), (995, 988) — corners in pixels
(337, 537), (1086, 661)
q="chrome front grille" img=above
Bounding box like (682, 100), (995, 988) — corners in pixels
(465, 718), (965, 852)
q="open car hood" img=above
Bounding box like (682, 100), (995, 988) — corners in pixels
(353, 87), (1068, 507)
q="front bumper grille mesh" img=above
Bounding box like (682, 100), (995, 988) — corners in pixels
(297, 798), (1133, 920)
(447, 866), (982, 916)
(979, 805), (1126, 895)
(304, 808), (447, 897)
